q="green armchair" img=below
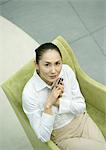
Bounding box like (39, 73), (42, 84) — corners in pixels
(1, 36), (106, 150)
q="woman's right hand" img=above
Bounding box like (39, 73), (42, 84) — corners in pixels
(45, 78), (64, 108)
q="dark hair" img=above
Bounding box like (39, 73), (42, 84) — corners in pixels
(35, 43), (62, 64)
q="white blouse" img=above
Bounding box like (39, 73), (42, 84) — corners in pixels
(22, 64), (86, 142)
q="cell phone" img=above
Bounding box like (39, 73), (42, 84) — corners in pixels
(52, 78), (64, 89)
(58, 78), (63, 84)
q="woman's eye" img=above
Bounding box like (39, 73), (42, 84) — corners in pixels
(56, 62), (60, 65)
(45, 64), (49, 66)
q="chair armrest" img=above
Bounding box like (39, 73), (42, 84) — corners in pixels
(76, 65), (106, 114)
(47, 141), (60, 150)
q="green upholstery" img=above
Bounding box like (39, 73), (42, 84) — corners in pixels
(1, 36), (106, 150)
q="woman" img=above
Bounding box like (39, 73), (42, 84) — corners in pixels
(22, 43), (106, 150)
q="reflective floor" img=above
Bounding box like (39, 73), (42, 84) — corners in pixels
(0, 0), (106, 150)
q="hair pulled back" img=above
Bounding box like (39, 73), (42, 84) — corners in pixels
(35, 43), (62, 64)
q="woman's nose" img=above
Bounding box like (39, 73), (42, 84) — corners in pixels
(51, 66), (56, 73)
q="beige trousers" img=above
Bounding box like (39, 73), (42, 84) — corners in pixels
(51, 112), (106, 150)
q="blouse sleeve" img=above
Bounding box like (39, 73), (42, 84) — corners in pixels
(58, 65), (86, 115)
(22, 87), (56, 142)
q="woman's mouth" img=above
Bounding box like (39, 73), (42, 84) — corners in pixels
(49, 75), (58, 79)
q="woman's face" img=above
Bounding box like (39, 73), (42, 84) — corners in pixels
(36, 49), (62, 85)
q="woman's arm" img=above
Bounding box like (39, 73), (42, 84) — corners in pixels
(22, 90), (56, 142)
(58, 65), (86, 115)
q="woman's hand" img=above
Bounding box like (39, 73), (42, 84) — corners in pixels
(45, 78), (64, 108)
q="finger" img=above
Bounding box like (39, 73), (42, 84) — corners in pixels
(52, 78), (60, 89)
(58, 93), (62, 98)
(57, 89), (62, 96)
(56, 83), (63, 89)
(55, 88), (64, 95)
(58, 91), (63, 98)
(56, 84), (64, 91)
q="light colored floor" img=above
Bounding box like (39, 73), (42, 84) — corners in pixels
(0, 16), (39, 150)
(0, 0), (106, 150)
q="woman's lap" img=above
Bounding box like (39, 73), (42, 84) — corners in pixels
(81, 113), (105, 142)
(58, 137), (106, 150)
(51, 112), (106, 150)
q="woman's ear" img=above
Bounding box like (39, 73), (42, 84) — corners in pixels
(35, 63), (39, 70)
(34, 61), (39, 74)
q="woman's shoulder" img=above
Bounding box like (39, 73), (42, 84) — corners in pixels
(62, 64), (74, 73)
(22, 75), (37, 96)
(61, 64), (76, 80)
